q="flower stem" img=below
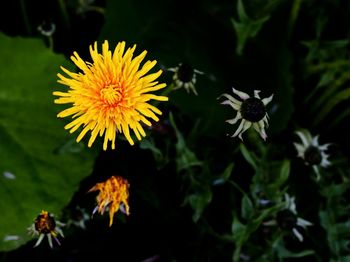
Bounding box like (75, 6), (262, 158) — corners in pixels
(57, 0), (71, 31)
(19, 0), (31, 35)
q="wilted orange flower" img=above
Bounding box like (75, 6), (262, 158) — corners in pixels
(54, 40), (168, 150)
(88, 176), (130, 226)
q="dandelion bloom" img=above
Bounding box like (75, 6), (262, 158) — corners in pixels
(54, 41), (168, 150)
(28, 210), (64, 248)
(88, 176), (130, 226)
(219, 87), (273, 141)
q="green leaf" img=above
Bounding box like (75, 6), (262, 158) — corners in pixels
(272, 236), (315, 259)
(277, 243), (315, 258)
(329, 107), (350, 129)
(212, 163), (234, 185)
(248, 203), (284, 234)
(302, 40), (350, 62)
(279, 159), (290, 183)
(319, 210), (341, 255)
(314, 87), (350, 126)
(186, 185), (212, 222)
(0, 33), (96, 251)
(336, 220), (350, 238)
(231, 215), (248, 245)
(139, 138), (168, 168)
(231, 0), (270, 55)
(287, 0), (302, 37)
(241, 195), (254, 220)
(169, 113), (203, 172)
(239, 143), (258, 171)
(320, 183), (350, 198)
(339, 255), (350, 262)
(267, 159), (290, 192)
(305, 70), (336, 103)
(279, 248), (315, 258)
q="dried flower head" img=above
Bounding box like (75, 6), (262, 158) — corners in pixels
(37, 21), (56, 37)
(219, 87), (273, 140)
(28, 210), (64, 248)
(54, 40), (168, 150)
(294, 129), (331, 180)
(88, 176), (130, 226)
(168, 62), (203, 95)
(264, 194), (312, 242)
(278, 194), (312, 242)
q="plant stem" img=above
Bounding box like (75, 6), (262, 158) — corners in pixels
(19, 0), (31, 35)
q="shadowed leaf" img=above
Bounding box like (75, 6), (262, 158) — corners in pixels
(0, 33), (96, 251)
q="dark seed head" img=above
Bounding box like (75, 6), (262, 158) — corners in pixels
(240, 97), (266, 122)
(276, 209), (297, 230)
(177, 63), (194, 83)
(35, 213), (56, 234)
(40, 21), (54, 32)
(304, 146), (322, 165)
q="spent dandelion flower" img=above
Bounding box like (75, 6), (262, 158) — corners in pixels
(54, 40), (168, 150)
(37, 21), (56, 37)
(264, 194), (312, 242)
(168, 62), (203, 95)
(88, 176), (130, 226)
(294, 129), (331, 180)
(218, 87), (273, 141)
(28, 210), (65, 248)
(277, 194), (313, 242)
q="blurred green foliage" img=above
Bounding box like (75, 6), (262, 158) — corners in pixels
(0, 33), (96, 251)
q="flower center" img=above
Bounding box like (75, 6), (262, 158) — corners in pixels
(100, 84), (122, 105)
(35, 213), (56, 234)
(240, 97), (266, 122)
(276, 209), (297, 230)
(304, 146), (322, 165)
(177, 63), (194, 83)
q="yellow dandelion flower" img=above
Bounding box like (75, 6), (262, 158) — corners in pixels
(54, 40), (168, 150)
(88, 176), (130, 226)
